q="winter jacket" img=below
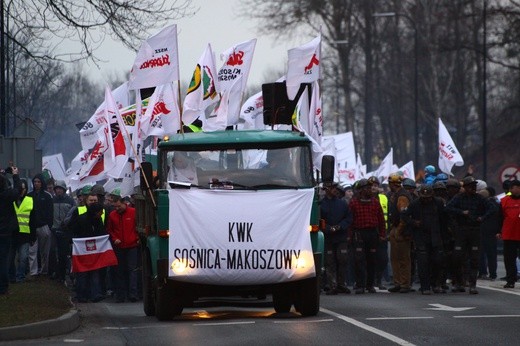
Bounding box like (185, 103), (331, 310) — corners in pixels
(108, 206), (139, 249)
(0, 174), (21, 238)
(27, 174), (54, 229)
(500, 195), (520, 241)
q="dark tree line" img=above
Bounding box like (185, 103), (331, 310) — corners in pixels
(241, 0), (520, 181)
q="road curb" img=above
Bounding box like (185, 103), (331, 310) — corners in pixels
(0, 309), (80, 341)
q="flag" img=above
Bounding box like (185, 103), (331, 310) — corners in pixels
(104, 86), (129, 179)
(80, 82), (130, 150)
(399, 161), (415, 180)
(322, 132), (356, 183)
(356, 153), (366, 180)
(128, 24), (180, 90)
(205, 39), (256, 128)
(286, 34), (321, 100)
(182, 44), (219, 125)
(239, 91), (264, 129)
(218, 38), (256, 92)
(438, 118), (464, 175)
(374, 148), (393, 183)
(140, 83), (181, 139)
(70, 123), (111, 183)
(204, 76), (243, 131)
(72, 235), (118, 273)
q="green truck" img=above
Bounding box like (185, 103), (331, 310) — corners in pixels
(136, 129), (332, 320)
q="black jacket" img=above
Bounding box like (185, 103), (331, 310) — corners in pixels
(0, 173), (21, 238)
(27, 174), (54, 229)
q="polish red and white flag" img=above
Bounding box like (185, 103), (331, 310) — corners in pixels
(72, 235), (118, 273)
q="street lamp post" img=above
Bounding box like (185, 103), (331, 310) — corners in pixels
(374, 12), (419, 169)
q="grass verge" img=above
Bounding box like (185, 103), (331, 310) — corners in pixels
(0, 277), (73, 328)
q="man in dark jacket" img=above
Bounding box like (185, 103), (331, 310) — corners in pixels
(320, 183), (353, 295)
(52, 180), (76, 283)
(0, 166), (21, 295)
(27, 173), (54, 277)
(446, 176), (497, 294)
(403, 185), (448, 294)
(71, 193), (107, 302)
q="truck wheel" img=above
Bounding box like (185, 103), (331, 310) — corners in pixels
(155, 283), (184, 321)
(142, 249), (155, 316)
(272, 285), (292, 313)
(295, 276), (320, 316)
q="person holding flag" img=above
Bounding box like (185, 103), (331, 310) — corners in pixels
(71, 192), (116, 303)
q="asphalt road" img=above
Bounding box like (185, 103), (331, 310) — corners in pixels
(4, 278), (519, 346)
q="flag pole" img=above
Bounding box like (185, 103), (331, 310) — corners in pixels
(177, 80), (184, 134)
(120, 91), (156, 208)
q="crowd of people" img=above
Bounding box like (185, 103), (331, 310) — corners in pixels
(0, 167), (142, 303)
(320, 165), (520, 295)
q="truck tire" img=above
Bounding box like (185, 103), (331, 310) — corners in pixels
(272, 285), (292, 313)
(295, 276), (320, 316)
(155, 283), (184, 321)
(142, 249), (155, 316)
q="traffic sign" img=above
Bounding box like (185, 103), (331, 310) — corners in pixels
(500, 165), (520, 183)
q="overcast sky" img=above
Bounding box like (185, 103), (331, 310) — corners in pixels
(82, 0), (300, 89)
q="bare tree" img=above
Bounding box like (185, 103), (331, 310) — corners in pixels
(4, 0), (195, 65)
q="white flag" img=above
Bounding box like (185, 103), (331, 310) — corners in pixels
(204, 75), (243, 131)
(218, 39), (256, 92)
(438, 118), (464, 175)
(374, 148), (393, 183)
(140, 83), (180, 139)
(239, 91), (264, 130)
(104, 86), (129, 179)
(128, 24), (180, 90)
(182, 44), (220, 125)
(286, 34), (321, 100)
(399, 161), (416, 180)
(80, 82), (130, 150)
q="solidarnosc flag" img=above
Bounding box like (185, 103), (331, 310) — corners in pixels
(438, 118), (464, 175)
(72, 235), (118, 273)
(286, 34), (321, 100)
(128, 24), (180, 90)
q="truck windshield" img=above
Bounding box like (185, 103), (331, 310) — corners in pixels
(160, 147), (314, 190)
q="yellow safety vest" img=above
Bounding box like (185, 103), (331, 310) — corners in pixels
(378, 193), (388, 223)
(14, 196), (34, 234)
(78, 205), (106, 223)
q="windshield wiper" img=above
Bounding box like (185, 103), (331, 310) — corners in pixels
(208, 180), (252, 190)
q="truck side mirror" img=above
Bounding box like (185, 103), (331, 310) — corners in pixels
(321, 155), (335, 186)
(140, 162), (154, 191)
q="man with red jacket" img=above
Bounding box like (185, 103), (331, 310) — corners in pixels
(498, 179), (520, 289)
(107, 189), (139, 302)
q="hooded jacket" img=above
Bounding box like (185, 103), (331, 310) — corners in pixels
(27, 174), (54, 229)
(0, 173), (21, 237)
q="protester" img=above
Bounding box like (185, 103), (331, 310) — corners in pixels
(27, 173), (54, 277)
(498, 180), (520, 288)
(368, 176), (390, 290)
(71, 193), (107, 302)
(424, 165), (437, 185)
(108, 188), (140, 302)
(387, 174), (414, 293)
(403, 185), (448, 294)
(0, 166), (21, 295)
(9, 179), (36, 283)
(348, 179), (386, 294)
(51, 180), (76, 283)
(320, 183), (353, 295)
(446, 176), (497, 294)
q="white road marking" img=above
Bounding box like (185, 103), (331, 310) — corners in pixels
(366, 317), (433, 321)
(320, 308), (416, 346)
(273, 318), (334, 324)
(453, 315), (520, 319)
(193, 321), (256, 326)
(63, 339), (84, 343)
(425, 304), (475, 312)
(477, 284), (520, 296)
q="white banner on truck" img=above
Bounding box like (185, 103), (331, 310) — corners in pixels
(168, 188), (316, 285)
